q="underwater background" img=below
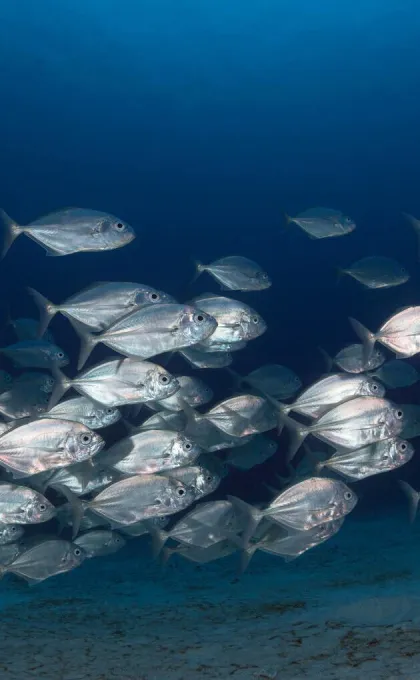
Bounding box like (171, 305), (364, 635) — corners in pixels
(1, 1), (420, 678)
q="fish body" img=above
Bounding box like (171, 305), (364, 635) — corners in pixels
(0, 340), (68, 369)
(1, 207), (135, 257)
(0, 523), (24, 545)
(0, 483), (55, 524)
(321, 437), (413, 480)
(234, 364), (301, 399)
(203, 394), (277, 437)
(370, 360), (419, 388)
(0, 539), (85, 582)
(340, 256), (409, 289)
(286, 207), (355, 239)
(191, 294), (266, 345)
(149, 375), (213, 412)
(351, 308), (420, 362)
(74, 303), (217, 369)
(74, 530), (126, 558)
(45, 396), (121, 429)
(334, 344), (385, 374)
(195, 256), (271, 291)
(46, 461), (123, 496)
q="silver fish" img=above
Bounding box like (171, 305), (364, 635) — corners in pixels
(0, 340), (68, 369)
(74, 303), (217, 370)
(0, 483), (55, 524)
(191, 294), (266, 345)
(28, 282), (175, 337)
(370, 360), (419, 389)
(149, 375), (213, 412)
(319, 437), (413, 480)
(0, 539), (85, 583)
(163, 456), (223, 500)
(49, 359), (179, 409)
(0, 542), (22, 565)
(333, 344), (385, 374)
(281, 373), (385, 419)
(199, 395), (277, 437)
(0, 419), (104, 477)
(0, 523), (24, 545)
(194, 256), (271, 291)
(178, 347), (233, 369)
(251, 519), (344, 563)
(74, 530), (126, 558)
(350, 308), (420, 362)
(100, 429), (202, 474)
(0, 383), (50, 420)
(80, 474), (195, 526)
(281, 396), (404, 459)
(340, 256), (409, 289)
(285, 207), (355, 239)
(45, 396), (121, 429)
(229, 477), (356, 537)
(1, 207), (135, 257)
(46, 461), (123, 497)
(229, 364), (302, 399)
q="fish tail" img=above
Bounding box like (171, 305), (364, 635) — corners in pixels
(317, 346), (334, 374)
(315, 460), (327, 474)
(144, 521), (169, 559)
(52, 484), (85, 538)
(69, 318), (98, 370)
(48, 366), (72, 409)
(0, 209), (24, 258)
(239, 544), (259, 574)
(226, 494), (263, 545)
(398, 480), (420, 523)
(27, 287), (58, 338)
(284, 213), (293, 226)
(276, 410), (310, 462)
(190, 259), (206, 284)
(348, 317), (376, 368)
(0, 565), (8, 579)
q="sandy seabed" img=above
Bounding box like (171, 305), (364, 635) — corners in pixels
(1, 512), (420, 680)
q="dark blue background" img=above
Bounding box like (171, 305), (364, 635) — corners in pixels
(0, 0), (420, 513)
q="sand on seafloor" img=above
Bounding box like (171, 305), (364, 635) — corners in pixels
(1, 513), (420, 679)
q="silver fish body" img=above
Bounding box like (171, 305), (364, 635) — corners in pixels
(334, 344), (385, 374)
(204, 395), (277, 437)
(341, 256), (409, 289)
(191, 294), (266, 344)
(195, 256), (271, 291)
(286, 207), (355, 239)
(321, 438), (413, 480)
(0, 483), (56, 524)
(0, 340), (68, 369)
(45, 396), (121, 429)
(74, 530), (126, 558)
(0, 539), (85, 582)
(149, 375), (213, 412)
(46, 461), (123, 496)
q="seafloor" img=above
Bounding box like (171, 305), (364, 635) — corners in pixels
(1, 512), (420, 680)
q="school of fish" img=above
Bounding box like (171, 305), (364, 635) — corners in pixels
(0, 204), (418, 583)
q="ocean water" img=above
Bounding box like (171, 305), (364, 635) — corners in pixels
(0, 1), (420, 678)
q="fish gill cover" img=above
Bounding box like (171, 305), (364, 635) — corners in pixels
(0, 0), (420, 678)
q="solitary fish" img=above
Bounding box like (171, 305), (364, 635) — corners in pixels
(318, 438), (413, 480)
(28, 282), (174, 337)
(339, 256), (409, 289)
(194, 256), (271, 291)
(350, 308), (420, 362)
(73, 303), (217, 369)
(0, 207), (135, 257)
(285, 207), (356, 239)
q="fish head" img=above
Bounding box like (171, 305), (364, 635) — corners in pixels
(65, 543), (87, 569)
(97, 215), (136, 250)
(39, 375), (55, 393)
(240, 310), (267, 340)
(193, 464), (222, 497)
(25, 492), (56, 524)
(388, 438), (415, 468)
(137, 288), (176, 308)
(93, 406), (121, 428)
(252, 270), (272, 290)
(144, 366), (180, 400)
(159, 478), (196, 513)
(171, 434), (203, 465)
(336, 215), (356, 233)
(383, 404), (405, 437)
(360, 377), (386, 398)
(367, 349), (386, 371)
(180, 306), (218, 345)
(331, 481), (358, 518)
(109, 532), (126, 551)
(0, 524), (24, 544)
(46, 344), (69, 367)
(65, 425), (105, 463)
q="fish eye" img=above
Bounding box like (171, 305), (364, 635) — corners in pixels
(371, 383), (379, 392)
(39, 504), (47, 512)
(194, 313), (205, 323)
(115, 222), (126, 231)
(176, 487), (186, 496)
(251, 316), (259, 324)
(10, 527), (17, 533)
(47, 377), (54, 386)
(106, 408), (114, 415)
(206, 475), (213, 483)
(150, 292), (159, 301)
(159, 374), (169, 384)
(344, 491), (353, 501)
(395, 410), (404, 419)
(399, 442), (408, 452)
(74, 548), (82, 556)
(80, 433), (93, 445)
(183, 442), (192, 451)
(57, 351), (65, 359)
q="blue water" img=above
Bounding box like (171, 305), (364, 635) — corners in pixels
(1, 2), (420, 677)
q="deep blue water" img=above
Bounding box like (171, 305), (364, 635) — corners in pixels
(1, 0), (420, 651)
